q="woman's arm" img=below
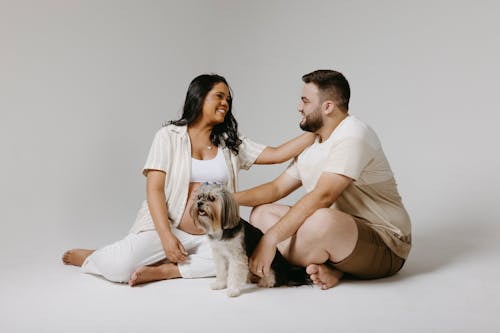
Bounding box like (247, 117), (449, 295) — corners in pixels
(255, 132), (315, 164)
(146, 170), (188, 262)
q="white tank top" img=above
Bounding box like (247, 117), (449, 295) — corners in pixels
(190, 148), (229, 185)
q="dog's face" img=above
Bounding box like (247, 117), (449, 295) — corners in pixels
(190, 184), (240, 236)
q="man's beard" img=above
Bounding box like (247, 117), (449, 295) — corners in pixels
(300, 108), (323, 132)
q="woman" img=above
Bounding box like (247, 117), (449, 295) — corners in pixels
(62, 74), (314, 286)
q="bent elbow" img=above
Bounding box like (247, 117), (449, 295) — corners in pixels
(317, 192), (336, 208)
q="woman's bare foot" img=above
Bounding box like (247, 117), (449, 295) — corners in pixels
(129, 263), (181, 287)
(306, 264), (344, 290)
(62, 249), (95, 267)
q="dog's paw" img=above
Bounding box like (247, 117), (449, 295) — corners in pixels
(210, 280), (227, 290)
(257, 274), (276, 288)
(248, 273), (260, 284)
(227, 288), (241, 297)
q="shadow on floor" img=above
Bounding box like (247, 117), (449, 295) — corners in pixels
(361, 219), (497, 284)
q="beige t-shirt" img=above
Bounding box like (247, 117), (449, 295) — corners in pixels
(286, 115), (411, 259)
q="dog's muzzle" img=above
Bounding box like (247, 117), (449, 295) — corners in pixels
(196, 202), (207, 216)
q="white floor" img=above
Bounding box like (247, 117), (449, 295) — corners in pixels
(1, 220), (499, 333)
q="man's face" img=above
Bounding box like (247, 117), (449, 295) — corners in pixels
(298, 83), (323, 132)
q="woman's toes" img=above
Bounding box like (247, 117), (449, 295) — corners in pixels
(62, 251), (71, 264)
(129, 272), (138, 286)
(61, 249), (94, 267)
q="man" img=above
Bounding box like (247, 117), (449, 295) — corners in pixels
(235, 70), (411, 289)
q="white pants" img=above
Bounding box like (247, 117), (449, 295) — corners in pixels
(81, 229), (215, 283)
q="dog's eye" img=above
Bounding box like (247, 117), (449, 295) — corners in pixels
(208, 195), (215, 202)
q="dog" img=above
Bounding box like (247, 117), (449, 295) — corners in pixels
(190, 183), (310, 297)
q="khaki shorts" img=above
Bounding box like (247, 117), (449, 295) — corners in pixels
(331, 218), (406, 279)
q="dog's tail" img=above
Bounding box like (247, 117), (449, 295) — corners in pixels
(283, 265), (312, 287)
(242, 219), (311, 287)
(273, 253), (312, 287)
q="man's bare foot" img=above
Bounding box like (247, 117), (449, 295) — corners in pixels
(62, 249), (95, 267)
(129, 263), (181, 287)
(306, 264), (344, 290)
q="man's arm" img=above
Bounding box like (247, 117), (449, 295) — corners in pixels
(249, 172), (352, 277)
(234, 172), (302, 207)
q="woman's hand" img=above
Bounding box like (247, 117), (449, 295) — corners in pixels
(162, 232), (188, 263)
(145, 170), (188, 262)
(255, 132), (316, 164)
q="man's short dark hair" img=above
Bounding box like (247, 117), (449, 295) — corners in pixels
(302, 70), (350, 111)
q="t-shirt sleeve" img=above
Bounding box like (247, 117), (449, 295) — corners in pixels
(324, 138), (374, 180)
(237, 135), (267, 170)
(143, 129), (170, 176)
(285, 158), (301, 180)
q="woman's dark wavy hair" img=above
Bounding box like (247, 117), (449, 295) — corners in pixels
(168, 74), (242, 155)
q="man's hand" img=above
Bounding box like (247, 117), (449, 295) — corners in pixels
(249, 234), (278, 277)
(162, 232), (188, 263)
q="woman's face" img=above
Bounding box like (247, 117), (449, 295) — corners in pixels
(199, 82), (231, 125)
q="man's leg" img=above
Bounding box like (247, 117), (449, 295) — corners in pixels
(250, 205), (358, 289)
(249, 203), (290, 233)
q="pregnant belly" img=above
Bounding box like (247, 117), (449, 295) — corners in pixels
(177, 182), (206, 235)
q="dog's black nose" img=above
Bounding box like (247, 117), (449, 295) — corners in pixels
(197, 201), (203, 208)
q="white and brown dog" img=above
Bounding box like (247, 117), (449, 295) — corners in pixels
(190, 183), (309, 297)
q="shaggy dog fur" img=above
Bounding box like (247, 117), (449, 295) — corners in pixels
(190, 183), (310, 297)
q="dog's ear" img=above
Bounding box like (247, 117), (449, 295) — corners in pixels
(220, 189), (240, 230)
(190, 186), (206, 228)
(189, 200), (200, 229)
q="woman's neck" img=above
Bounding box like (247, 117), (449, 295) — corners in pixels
(188, 122), (214, 147)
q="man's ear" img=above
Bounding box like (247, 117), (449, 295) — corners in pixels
(322, 100), (335, 115)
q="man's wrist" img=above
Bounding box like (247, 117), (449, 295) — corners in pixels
(264, 229), (280, 247)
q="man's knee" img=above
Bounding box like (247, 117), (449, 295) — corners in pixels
(249, 204), (274, 228)
(291, 209), (357, 264)
(297, 208), (355, 241)
(298, 209), (331, 235)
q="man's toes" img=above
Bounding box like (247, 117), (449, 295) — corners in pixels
(306, 264), (319, 275)
(316, 265), (343, 290)
(309, 274), (320, 284)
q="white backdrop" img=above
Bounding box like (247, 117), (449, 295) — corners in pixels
(1, 0), (499, 268)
